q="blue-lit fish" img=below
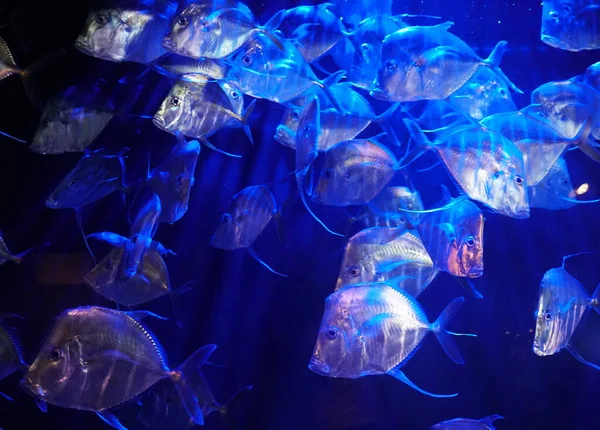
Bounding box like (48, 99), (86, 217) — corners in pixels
(534, 254), (600, 370)
(334, 227), (437, 297)
(582, 61), (600, 90)
(149, 54), (230, 82)
(21, 306), (215, 428)
(0, 232), (40, 266)
(370, 22), (521, 102)
(431, 415), (504, 429)
(529, 157), (577, 210)
(351, 186), (425, 229)
(327, 0), (392, 30)
(0, 314), (27, 396)
(211, 185), (286, 276)
(163, 0), (285, 59)
(310, 283), (471, 397)
(541, 0), (600, 51)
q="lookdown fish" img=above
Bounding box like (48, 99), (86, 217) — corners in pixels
(326, 0), (392, 31)
(163, 0), (285, 59)
(528, 157), (581, 211)
(403, 119), (530, 219)
(137, 370), (251, 430)
(370, 22), (522, 102)
(534, 253), (600, 371)
(21, 306), (216, 428)
(154, 79), (254, 156)
(411, 100), (473, 133)
(224, 32), (346, 113)
(541, 0), (600, 51)
(448, 67), (517, 121)
(211, 184), (287, 276)
(45, 148), (128, 262)
(148, 54), (230, 83)
(334, 227), (437, 297)
(0, 232), (42, 266)
(351, 186), (425, 229)
(0, 314), (27, 401)
(431, 415), (504, 429)
(581, 61), (600, 91)
(310, 282), (472, 397)
(75, 2), (178, 64)
(312, 135), (399, 207)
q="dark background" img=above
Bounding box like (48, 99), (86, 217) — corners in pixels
(0, 0), (599, 429)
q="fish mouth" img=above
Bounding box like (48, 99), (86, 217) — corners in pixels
(162, 37), (176, 52)
(308, 358), (330, 376)
(21, 375), (47, 398)
(533, 342), (548, 356)
(45, 198), (58, 208)
(467, 268), (484, 278)
(152, 116), (166, 130)
(274, 125), (296, 148)
(369, 87), (388, 101)
(512, 208), (530, 219)
(74, 38), (92, 55)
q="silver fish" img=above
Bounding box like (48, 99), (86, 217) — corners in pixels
(352, 186), (425, 229)
(163, 1), (285, 59)
(431, 415), (504, 429)
(534, 261), (600, 369)
(153, 79), (254, 144)
(370, 22), (521, 102)
(403, 119), (529, 219)
(0, 314), (26, 382)
(541, 0), (600, 51)
(309, 282), (468, 397)
(529, 157), (576, 210)
(335, 228), (436, 297)
(0, 232), (37, 266)
(312, 137), (398, 207)
(582, 61), (600, 91)
(75, 6), (174, 64)
(327, 0), (392, 30)
(150, 54), (230, 82)
(21, 306), (214, 427)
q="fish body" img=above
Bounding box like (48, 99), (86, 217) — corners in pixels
(353, 186), (425, 229)
(582, 61), (600, 91)
(431, 414), (504, 429)
(312, 137), (397, 206)
(528, 157), (576, 210)
(404, 119), (529, 219)
(75, 6), (174, 64)
(541, 0), (600, 51)
(211, 185), (277, 250)
(150, 54), (230, 82)
(45, 149), (125, 210)
(21, 306), (211, 427)
(327, 0), (392, 30)
(335, 228), (436, 297)
(0, 316), (25, 382)
(371, 23), (519, 102)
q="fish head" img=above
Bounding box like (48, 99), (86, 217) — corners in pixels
(312, 160), (359, 206)
(274, 105), (302, 148)
(583, 62), (600, 91)
(45, 171), (83, 209)
(534, 268), (585, 356)
(370, 34), (413, 101)
(210, 211), (237, 250)
(227, 34), (273, 74)
(84, 248), (122, 292)
(335, 235), (376, 290)
(163, 4), (204, 58)
(30, 107), (73, 154)
(309, 292), (355, 377)
(447, 200), (484, 278)
(153, 81), (193, 133)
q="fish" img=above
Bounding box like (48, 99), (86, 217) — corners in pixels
(163, 1), (285, 60)
(370, 22), (521, 102)
(309, 282), (470, 397)
(153, 78), (255, 146)
(75, 4), (177, 64)
(274, 82), (380, 151)
(448, 67), (517, 121)
(0, 232), (39, 266)
(351, 186), (425, 229)
(403, 119), (530, 219)
(224, 32), (346, 112)
(529, 157), (577, 210)
(21, 306), (215, 428)
(142, 139), (201, 224)
(541, 0), (600, 51)
(0, 314), (27, 385)
(312, 136), (398, 207)
(149, 54), (230, 82)
(137, 371), (251, 430)
(582, 61), (600, 91)
(326, 0), (392, 31)
(533, 256), (600, 370)
(431, 415), (504, 429)
(334, 227), (437, 297)
(211, 185), (286, 276)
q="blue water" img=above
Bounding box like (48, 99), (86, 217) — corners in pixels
(0, 0), (599, 429)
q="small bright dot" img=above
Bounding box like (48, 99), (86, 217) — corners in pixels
(505, 331), (510, 335)
(576, 183), (589, 195)
(529, 329), (533, 332)
(498, 20), (502, 24)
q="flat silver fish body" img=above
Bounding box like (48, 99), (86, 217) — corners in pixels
(75, 8), (171, 63)
(151, 54), (230, 82)
(448, 67), (516, 121)
(541, 0), (600, 51)
(432, 414), (504, 429)
(528, 157), (576, 210)
(310, 282), (432, 378)
(534, 267), (590, 356)
(84, 247), (170, 307)
(335, 227), (436, 297)
(153, 79), (244, 138)
(45, 149), (124, 210)
(481, 111), (574, 187)
(22, 306), (170, 411)
(147, 140), (201, 224)
(211, 185), (277, 250)
(312, 138), (397, 206)
(582, 61), (600, 91)
(327, 0), (392, 30)
(355, 186), (425, 229)
(0, 319), (24, 381)
(371, 22), (515, 102)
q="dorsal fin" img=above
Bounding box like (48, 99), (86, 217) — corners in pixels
(0, 231), (11, 255)
(0, 316), (26, 365)
(124, 312), (169, 370)
(0, 37), (17, 67)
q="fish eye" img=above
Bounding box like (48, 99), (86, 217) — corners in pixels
(361, 43), (370, 52)
(95, 14), (108, 25)
(49, 348), (62, 362)
(514, 175), (524, 186)
(69, 179), (77, 187)
(176, 173), (185, 186)
(104, 259), (112, 269)
(544, 311), (552, 321)
(235, 215), (243, 224)
(230, 90), (239, 99)
(326, 326), (339, 340)
(498, 88), (507, 97)
(177, 17), (189, 26)
(291, 110), (299, 121)
(466, 235), (475, 247)
(386, 59), (397, 71)
(241, 56), (251, 66)
(493, 170), (502, 179)
(221, 213), (231, 223)
(348, 265), (361, 277)
(171, 97), (181, 107)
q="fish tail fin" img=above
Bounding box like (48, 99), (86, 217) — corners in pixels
(247, 246), (287, 277)
(21, 48), (66, 110)
(431, 297), (468, 364)
(296, 173), (343, 237)
(241, 99), (257, 145)
(12, 241), (50, 264)
(483, 41), (523, 94)
(316, 70), (346, 114)
(75, 210), (96, 265)
(398, 118), (433, 169)
(261, 9), (286, 51)
(169, 281), (196, 327)
(589, 282), (600, 315)
(172, 344), (218, 426)
(480, 415), (504, 426)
